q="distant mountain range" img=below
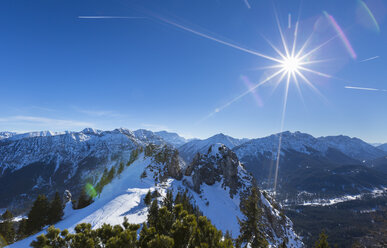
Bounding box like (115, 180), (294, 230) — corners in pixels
(1, 128), (386, 211)
(377, 143), (387, 152)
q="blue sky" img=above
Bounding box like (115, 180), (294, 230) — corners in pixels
(0, 0), (386, 142)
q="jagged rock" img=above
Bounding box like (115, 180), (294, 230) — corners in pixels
(185, 143), (248, 196)
(63, 190), (72, 204)
(166, 150), (183, 180)
(146, 145), (183, 182)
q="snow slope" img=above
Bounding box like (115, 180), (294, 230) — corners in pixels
(11, 146), (302, 248)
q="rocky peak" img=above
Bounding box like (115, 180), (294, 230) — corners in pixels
(144, 144), (183, 181)
(184, 144), (250, 197)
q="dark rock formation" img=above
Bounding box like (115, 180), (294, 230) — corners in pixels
(184, 144), (248, 197)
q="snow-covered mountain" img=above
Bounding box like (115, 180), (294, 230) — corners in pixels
(10, 143), (302, 248)
(0, 131), (16, 140)
(178, 133), (249, 162)
(132, 129), (166, 145)
(155, 130), (188, 147)
(378, 143), (387, 152)
(319, 135), (386, 161)
(0, 128), (143, 212)
(234, 131), (386, 162)
(233, 131), (387, 203)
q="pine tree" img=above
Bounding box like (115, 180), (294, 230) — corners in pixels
(144, 190), (152, 206)
(107, 166), (116, 182)
(26, 195), (50, 234)
(315, 231), (330, 248)
(162, 189), (174, 212)
(148, 234), (174, 248)
(48, 192), (64, 224)
(17, 218), (28, 240)
(147, 200), (159, 227)
(237, 187), (268, 248)
(76, 188), (93, 209)
(221, 231), (234, 248)
(30, 225), (69, 248)
(0, 210), (15, 244)
(117, 162), (125, 175)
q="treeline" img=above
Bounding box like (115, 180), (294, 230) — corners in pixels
(31, 189), (234, 248)
(0, 192), (64, 246)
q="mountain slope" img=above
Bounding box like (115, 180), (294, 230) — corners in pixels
(318, 135), (386, 161)
(233, 131), (387, 202)
(0, 128), (141, 212)
(178, 133), (249, 162)
(378, 143), (387, 152)
(10, 144), (302, 248)
(155, 130), (188, 147)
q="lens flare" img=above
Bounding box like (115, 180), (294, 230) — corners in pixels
(357, 0), (380, 33)
(85, 183), (97, 198)
(241, 75), (264, 107)
(323, 11), (357, 60)
(140, 6), (356, 194)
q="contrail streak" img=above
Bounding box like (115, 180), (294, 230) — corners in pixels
(345, 86), (386, 91)
(359, 56), (379, 63)
(243, 0), (251, 9)
(78, 16), (145, 19)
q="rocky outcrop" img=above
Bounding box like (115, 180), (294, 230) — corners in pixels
(63, 190), (72, 204)
(144, 144), (183, 182)
(184, 143), (250, 197)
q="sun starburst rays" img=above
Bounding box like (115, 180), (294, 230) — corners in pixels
(151, 8), (336, 194)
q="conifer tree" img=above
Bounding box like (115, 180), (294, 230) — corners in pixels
(138, 224), (156, 248)
(107, 166), (116, 182)
(237, 187), (268, 248)
(117, 162), (125, 175)
(26, 195), (50, 234)
(76, 189), (93, 209)
(148, 234), (174, 248)
(30, 226), (70, 248)
(163, 189), (174, 211)
(144, 190), (152, 206)
(48, 192), (64, 224)
(147, 200), (159, 227)
(221, 231), (234, 248)
(0, 210), (15, 244)
(315, 231), (330, 248)
(17, 218), (28, 240)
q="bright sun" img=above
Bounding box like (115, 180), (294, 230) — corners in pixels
(281, 56), (301, 73)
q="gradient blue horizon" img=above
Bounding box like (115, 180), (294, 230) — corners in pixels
(0, 0), (386, 143)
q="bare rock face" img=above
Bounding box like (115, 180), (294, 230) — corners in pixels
(63, 190), (72, 204)
(184, 144), (247, 197)
(145, 144), (183, 182)
(166, 150), (183, 180)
